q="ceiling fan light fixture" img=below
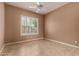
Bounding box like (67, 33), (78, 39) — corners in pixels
(36, 2), (40, 5)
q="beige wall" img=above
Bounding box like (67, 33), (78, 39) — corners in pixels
(0, 3), (4, 50)
(5, 3), (79, 45)
(5, 4), (44, 43)
(45, 3), (79, 45)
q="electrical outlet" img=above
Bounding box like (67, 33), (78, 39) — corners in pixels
(75, 41), (78, 44)
(74, 41), (79, 46)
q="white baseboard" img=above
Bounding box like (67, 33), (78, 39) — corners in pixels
(46, 38), (79, 49)
(4, 37), (79, 51)
(0, 45), (4, 54)
(5, 37), (44, 46)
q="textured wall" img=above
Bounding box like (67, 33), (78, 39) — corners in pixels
(45, 3), (79, 45)
(5, 4), (44, 43)
(0, 3), (4, 50)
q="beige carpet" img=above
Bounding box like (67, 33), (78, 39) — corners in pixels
(1, 40), (79, 56)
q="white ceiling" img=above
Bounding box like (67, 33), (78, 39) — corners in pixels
(6, 2), (68, 15)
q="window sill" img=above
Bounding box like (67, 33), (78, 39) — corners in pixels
(21, 33), (39, 36)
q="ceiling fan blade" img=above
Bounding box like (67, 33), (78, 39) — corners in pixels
(29, 6), (37, 8)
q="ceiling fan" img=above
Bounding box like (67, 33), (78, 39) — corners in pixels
(29, 2), (43, 13)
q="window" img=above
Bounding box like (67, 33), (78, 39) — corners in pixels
(21, 15), (39, 35)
